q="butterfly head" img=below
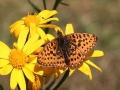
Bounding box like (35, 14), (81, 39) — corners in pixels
(56, 30), (64, 37)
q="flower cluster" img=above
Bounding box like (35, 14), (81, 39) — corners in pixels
(0, 10), (104, 90)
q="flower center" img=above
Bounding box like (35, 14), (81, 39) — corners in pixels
(9, 49), (28, 69)
(24, 13), (39, 28)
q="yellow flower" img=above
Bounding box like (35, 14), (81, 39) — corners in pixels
(9, 10), (59, 40)
(47, 23), (104, 80)
(0, 30), (45, 90)
(32, 65), (64, 86)
(41, 67), (64, 84)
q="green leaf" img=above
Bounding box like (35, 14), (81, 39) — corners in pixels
(0, 84), (4, 90)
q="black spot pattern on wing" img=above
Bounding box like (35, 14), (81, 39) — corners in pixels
(38, 31), (98, 70)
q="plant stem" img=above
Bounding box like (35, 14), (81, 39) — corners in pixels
(53, 0), (62, 10)
(43, 0), (47, 9)
(28, 0), (41, 12)
(52, 69), (69, 90)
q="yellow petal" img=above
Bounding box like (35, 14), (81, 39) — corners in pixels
(12, 25), (26, 38)
(39, 24), (58, 28)
(0, 59), (9, 67)
(45, 10), (58, 18)
(46, 34), (55, 41)
(0, 64), (13, 75)
(33, 47), (43, 55)
(21, 17), (25, 20)
(0, 52), (9, 59)
(9, 20), (24, 33)
(87, 50), (104, 57)
(54, 27), (64, 36)
(29, 23), (37, 37)
(53, 69), (60, 79)
(59, 69), (65, 74)
(40, 18), (59, 24)
(37, 27), (47, 41)
(78, 63), (92, 80)
(65, 23), (74, 35)
(10, 68), (18, 89)
(85, 60), (102, 72)
(25, 39), (45, 55)
(13, 42), (17, 48)
(30, 57), (37, 63)
(17, 69), (26, 90)
(25, 63), (35, 72)
(28, 55), (37, 63)
(23, 34), (39, 52)
(0, 41), (11, 57)
(54, 72), (59, 79)
(9, 20), (24, 28)
(25, 63), (43, 75)
(69, 68), (75, 76)
(17, 27), (29, 50)
(22, 67), (35, 82)
(38, 10), (58, 19)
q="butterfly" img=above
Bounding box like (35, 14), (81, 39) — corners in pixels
(37, 30), (98, 70)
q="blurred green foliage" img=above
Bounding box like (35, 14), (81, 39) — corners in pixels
(0, 84), (4, 90)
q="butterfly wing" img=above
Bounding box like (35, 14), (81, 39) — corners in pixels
(38, 33), (98, 69)
(37, 39), (67, 70)
(66, 43), (85, 68)
(64, 33), (98, 68)
(65, 33), (98, 55)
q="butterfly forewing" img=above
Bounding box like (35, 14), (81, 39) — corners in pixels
(38, 39), (67, 69)
(65, 33), (98, 55)
(38, 39), (57, 67)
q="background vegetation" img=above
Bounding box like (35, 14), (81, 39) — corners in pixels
(0, 0), (120, 90)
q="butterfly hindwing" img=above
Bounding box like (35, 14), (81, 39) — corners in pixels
(55, 48), (67, 69)
(67, 44), (85, 68)
(65, 33), (98, 55)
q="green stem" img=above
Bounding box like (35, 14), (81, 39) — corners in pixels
(0, 84), (4, 90)
(44, 22), (51, 34)
(44, 79), (55, 90)
(53, 0), (62, 10)
(28, 0), (41, 12)
(43, 0), (47, 9)
(52, 69), (69, 90)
